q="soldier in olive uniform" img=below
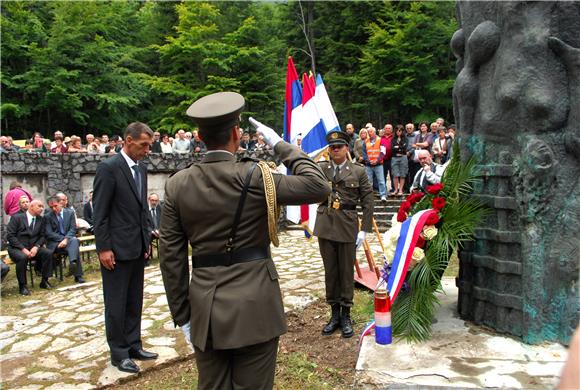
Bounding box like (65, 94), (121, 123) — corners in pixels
(159, 92), (331, 390)
(313, 131), (374, 338)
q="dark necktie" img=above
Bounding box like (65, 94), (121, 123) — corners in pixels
(57, 213), (65, 234)
(151, 208), (157, 229)
(334, 166), (340, 181)
(29, 217), (35, 231)
(132, 165), (142, 198)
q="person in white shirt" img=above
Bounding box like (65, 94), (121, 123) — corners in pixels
(410, 150), (446, 192)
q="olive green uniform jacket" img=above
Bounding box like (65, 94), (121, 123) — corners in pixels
(313, 160), (374, 242)
(160, 142), (331, 351)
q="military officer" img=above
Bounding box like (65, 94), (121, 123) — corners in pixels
(313, 130), (374, 338)
(159, 92), (331, 390)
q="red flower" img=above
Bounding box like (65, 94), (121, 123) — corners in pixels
(425, 212), (440, 225)
(397, 210), (407, 222)
(432, 197), (446, 210)
(400, 201), (412, 213)
(426, 183), (444, 194)
(416, 236), (426, 248)
(406, 192), (425, 205)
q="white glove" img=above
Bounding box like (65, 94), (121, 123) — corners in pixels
(249, 117), (282, 148)
(180, 322), (191, 345)
(356, 231), (367, 249)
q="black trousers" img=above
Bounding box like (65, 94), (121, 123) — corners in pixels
(101, 258), (145, 361)
(383, 158), (394, 192)
(7, 246), (52, 287)
(319, 237), (355, 307)
(194, 337), (279, 390)
(407, 159), (421, 192)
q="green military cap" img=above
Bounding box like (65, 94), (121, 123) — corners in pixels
(186, 92), (245, 132)
(326, 130), (350, 146)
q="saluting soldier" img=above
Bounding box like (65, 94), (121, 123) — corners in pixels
(313, 130), (374, 338)
(159, 92), (331, 390)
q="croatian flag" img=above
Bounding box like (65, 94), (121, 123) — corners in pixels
(358, 209), (439, 346)
(283, 57), (341, 231)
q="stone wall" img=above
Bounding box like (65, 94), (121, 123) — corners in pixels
(1, 150), (281, 243)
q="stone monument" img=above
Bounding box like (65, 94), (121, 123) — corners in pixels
(452, 1), (579, 345)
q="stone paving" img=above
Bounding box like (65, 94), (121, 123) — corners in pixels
(1, 230), (376, 389)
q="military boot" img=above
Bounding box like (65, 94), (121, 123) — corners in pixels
(340, 306), (354, 338)
(321, 304), (341, 335)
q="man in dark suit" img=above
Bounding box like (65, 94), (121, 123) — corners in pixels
(146, 193), (161, 265)
(313, 130), (374, 338)
(160, 92), (331, 389)
(93, 122), (158, 374)
(83, 191), (94, 233)
(151, 131), (162, 153)
(45, 195), (85, 284)
(7, 199), (53, 295)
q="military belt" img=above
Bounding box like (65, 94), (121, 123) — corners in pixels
(191, 246), (271, 268)
(333, 203), (357, 211)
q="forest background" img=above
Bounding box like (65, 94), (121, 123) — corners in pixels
(1, 1), (457, 139)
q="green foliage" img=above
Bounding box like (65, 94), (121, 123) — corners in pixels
(392, 143), (488, 342)
(1, 1), (457, 138)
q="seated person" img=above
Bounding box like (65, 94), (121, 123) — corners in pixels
(45, 196), (85, 283)
(410, 150), (446, 193)
(83, 191), (94, 233)
(7, 199), (53, 295)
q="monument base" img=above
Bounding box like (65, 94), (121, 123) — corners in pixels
(355, 278), (567, 389)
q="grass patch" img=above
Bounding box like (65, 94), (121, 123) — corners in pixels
(351, 289), (374, 326)
(276, 352), (338, 389)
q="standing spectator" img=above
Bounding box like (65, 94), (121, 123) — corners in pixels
(7, 199), (53, 295)
(67, 136), (86, 153)
(33, 132), (46, 150)
(431, 126), (449, 164)
(172, 129), (192, 154)
(85, 134), (95, 148)
(99, 135), (110, 153)
(50, 130), (64, 149)
(447, 124), (457, 161)
(45, 196), (85, 284)
(239, 131), (256, 150)
(191, 131), (207, 153)
(87, 139), (101, 154)
(160, 134), (173, 153)
(151, 131), (162, 153)
(381, 124), (394, 194)
(429, 122), (439, 145)
(362, 127), (387, 201)
(405, 123), (419, 193)
(3, 181), (33, 216)
(391, 125), (409, 196)
(51, 136), (68, 154)
(255, 135), (270, 151)
(353, 128), (368, 164)
(345, 123), (359, 156)
(105, 135), (122, 154)
(93, 122), (158, 373)
(436, 117), (445, 127)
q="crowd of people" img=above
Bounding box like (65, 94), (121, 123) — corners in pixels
(0, 128), (269, 156)
(347, 117), (455, 197)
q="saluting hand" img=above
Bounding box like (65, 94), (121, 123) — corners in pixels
(99, 249), (116, 270)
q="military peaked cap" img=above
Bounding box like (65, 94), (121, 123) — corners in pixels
(326, 130), (350, 146)
(186, 92), (245, 132)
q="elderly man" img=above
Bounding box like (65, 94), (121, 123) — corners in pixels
(410, 150), (446, 192)
(7, 199), (53, 294)
(85, 134), (95, 148)
(191, 131), (207, 153)
(151, 131), (162, 153)
(172, 129), (192, 154)
(45, 196), (85, 284)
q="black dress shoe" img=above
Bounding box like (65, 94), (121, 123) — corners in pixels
(129, 349), (158, 360)
(111, 358), (140, 373)
(19, 286), (31, 296)
(39, 280), (52, 290)
(75, 276), (86, 284)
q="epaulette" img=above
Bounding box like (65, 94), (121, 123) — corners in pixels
(318, 160), (331, 168)
(352, 161), (365, 167)
(241, 156), (260, 163)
